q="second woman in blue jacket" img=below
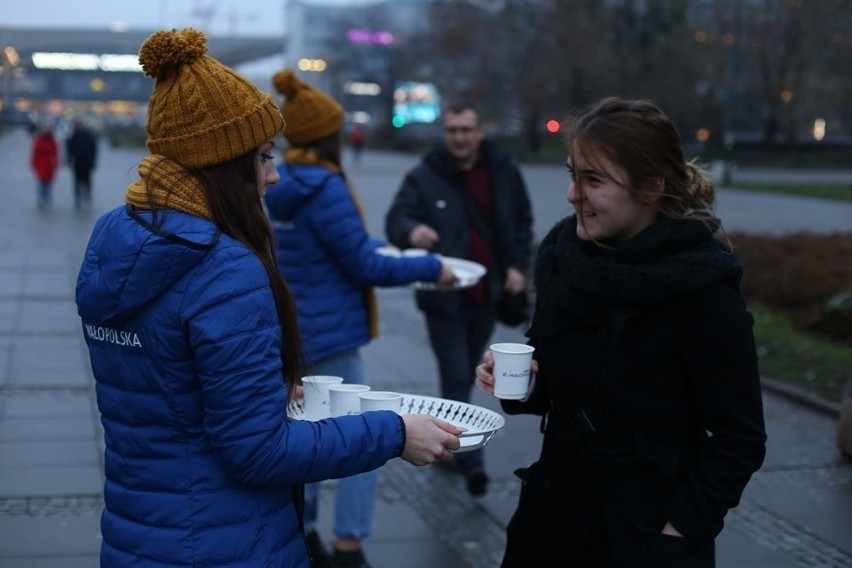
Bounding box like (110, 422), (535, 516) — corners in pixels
(265, 69), (457, 568)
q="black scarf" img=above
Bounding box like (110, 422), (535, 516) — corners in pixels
(531, 215), (742, 327)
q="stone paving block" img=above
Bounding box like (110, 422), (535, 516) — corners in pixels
(16, 300), (81, 335)
(0, 251), (27, 265)
(0, 337), (12, 386)
(0, 271), (23, 296)
(0, 464), (102, 496)
(0, 440), (100, 467)
(1, 391), (93, 419)
(0, 299), (18, 333)
(0, 416), (98, 442)
(744, 470), (852, 555)
(23, 250), (74, 269)
(22, 268), (75, 298)
(0, 555), (99, 568)
(364, 538), (470, 568)
(10, 335), (89, 371)
(316, 484), (470, 568)
(0, 554), (101, 568)
(7, 367), (91, 389)
(716, 526), (799, 567)
(0, 513), (100, 558)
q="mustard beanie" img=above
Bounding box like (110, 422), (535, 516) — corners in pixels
(272, 68), (345, 146)
(139, 28), (285, 168)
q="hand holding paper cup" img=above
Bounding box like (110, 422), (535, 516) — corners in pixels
(490, 343), (535, 400)
(301, 375), (344, 420)
(359, 391), (403, 414)
(328, 384), (371, 417)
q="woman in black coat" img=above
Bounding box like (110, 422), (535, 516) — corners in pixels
(475, 97), (767, 567)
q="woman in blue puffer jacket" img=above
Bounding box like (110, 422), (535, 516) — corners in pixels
(264, 69), (458, 568)
(75, 29), (463, 568)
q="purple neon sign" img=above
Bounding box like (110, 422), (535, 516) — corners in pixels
(347, 29), (396, 45)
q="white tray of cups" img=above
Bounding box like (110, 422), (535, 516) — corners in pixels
(289, 392), (505, 453)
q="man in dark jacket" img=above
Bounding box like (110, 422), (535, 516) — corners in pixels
(384, 102), (534, 496)
(65, 119), (98, 209)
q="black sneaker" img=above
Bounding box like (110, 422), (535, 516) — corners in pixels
(466, 469), (489, 497)
(331, 548), (372, 568)
(305, 530), (331, 568)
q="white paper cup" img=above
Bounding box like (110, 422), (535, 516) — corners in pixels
(358, 391), (403, 414)
(327, 384), (371, 417)
(301, 375), (344, 420)
(490, 343), (535, 400)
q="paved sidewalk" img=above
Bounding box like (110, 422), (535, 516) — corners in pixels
(0, 126), (850, 567)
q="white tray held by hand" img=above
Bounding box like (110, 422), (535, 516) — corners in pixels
(374, 247), (486, 290)
(289, 393), (505, 453)
(400, 394), (505, 452)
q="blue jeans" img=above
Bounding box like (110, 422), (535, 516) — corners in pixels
(303, 349), (378, 540)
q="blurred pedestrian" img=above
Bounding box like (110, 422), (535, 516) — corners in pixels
(75, 28), (463, 568)
(475, 96), (767, 567)
(266, 68), (457, 568)
(65, 119), (98, 209)
(350, 124), (366, 163)
(384, 101), (534, 497)
(30, 122), (59, 210)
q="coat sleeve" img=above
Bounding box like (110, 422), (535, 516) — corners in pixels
(308, 175), (441, 286)
(664, 286), (767, 542)
(507, 163), (534, 273)
(384, 171), (426, 249)
(182, 246), (405, 486)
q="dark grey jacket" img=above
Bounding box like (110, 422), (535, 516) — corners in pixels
(384, 140), (533, 314)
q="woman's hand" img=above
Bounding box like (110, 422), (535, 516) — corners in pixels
(475, 350), (539, 397)
(475, 352), (497, 395)
(400, 415), (464, 465)
(437, 262), (459, 287)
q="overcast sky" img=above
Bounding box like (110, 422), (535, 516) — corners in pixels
(4, 0), (369, 37)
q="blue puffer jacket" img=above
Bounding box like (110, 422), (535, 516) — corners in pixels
(264, 163), (441, 364)
(76, 204), (407, 567)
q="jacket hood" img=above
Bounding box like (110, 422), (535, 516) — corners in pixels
(264, 163), (339, 222)
(76, 205), (220, 326)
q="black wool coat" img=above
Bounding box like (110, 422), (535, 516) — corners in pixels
(500, 215), (767, 567)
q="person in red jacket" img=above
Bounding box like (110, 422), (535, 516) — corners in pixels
(349, 124), (366, 163)
(30, 122), (59, 209)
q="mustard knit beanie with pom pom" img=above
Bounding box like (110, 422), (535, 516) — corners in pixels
(272, 68), (344, 146)
(139, 28), (285, 168)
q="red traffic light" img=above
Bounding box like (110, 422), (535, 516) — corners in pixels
(546, 119), (561, 134)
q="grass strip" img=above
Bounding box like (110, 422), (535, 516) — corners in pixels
(732, 182), (852, 203)
(751, 305), (851, 403)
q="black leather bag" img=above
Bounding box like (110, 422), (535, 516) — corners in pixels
(498, 289), (530, 326)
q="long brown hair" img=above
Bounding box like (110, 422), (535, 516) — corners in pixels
(192, 151), (304, 399)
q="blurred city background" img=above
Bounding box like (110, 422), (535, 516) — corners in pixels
(2, 0), (851, 166)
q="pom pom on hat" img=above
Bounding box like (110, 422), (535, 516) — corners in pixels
(272, 68), (344, 146)
(140, 28), (285, 168)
